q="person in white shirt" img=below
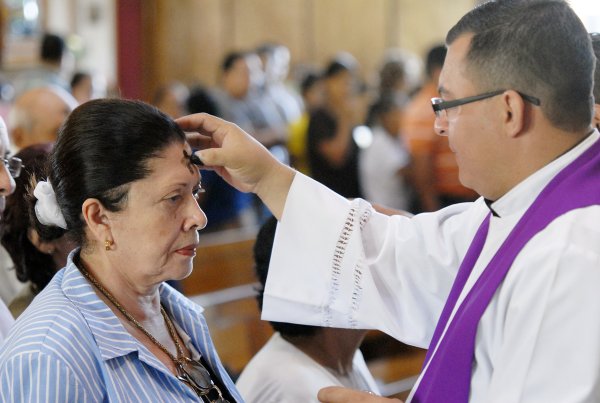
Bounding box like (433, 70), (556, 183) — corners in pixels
(359, 94), (412, 211)
(236, 217), (380, 402)
(178, 1), (600, 402)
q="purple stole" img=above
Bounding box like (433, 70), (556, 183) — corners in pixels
(412, 137), (600, 402)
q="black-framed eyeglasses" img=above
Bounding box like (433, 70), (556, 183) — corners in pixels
(2, 156), (23, 178)
(431, 89), (541, 119)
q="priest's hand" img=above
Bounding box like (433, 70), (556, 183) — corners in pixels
(176, 113), (295, 219)
(317, 387), (404, 403)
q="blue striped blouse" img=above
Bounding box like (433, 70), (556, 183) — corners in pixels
(0, 253), (243, 402)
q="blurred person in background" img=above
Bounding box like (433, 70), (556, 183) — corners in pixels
(360, 94), (412, 211)
(1, 143), (75, 318)
(213, 51), (286, 149)
(236, 216), (380, 402)
(70, 71), (94, 104)
(187, 85), (253, 231)
(152, 81), (190, 119)
(11, 33), (71, 96)
(307, 53), (363, 198)
(8, 85), (76, 151)
(245, 50), (290, 155)
(366, 55), (407, 127)
(256, 42), (303, 126)
(402, 45), (477, 212)
(288, 70), (325, 175)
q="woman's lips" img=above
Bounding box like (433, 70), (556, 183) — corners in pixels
(175, 244), (198, 256)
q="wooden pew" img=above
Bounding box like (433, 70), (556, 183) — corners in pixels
(182, 227), (273, 377)
(182, 226), (259, 295)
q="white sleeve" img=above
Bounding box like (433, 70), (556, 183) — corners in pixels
(263, 173), (486, 347)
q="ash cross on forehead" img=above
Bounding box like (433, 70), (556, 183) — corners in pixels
(182, 149), (203, 174)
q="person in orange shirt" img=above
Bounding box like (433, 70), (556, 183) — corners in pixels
(402, 45), (477, 212)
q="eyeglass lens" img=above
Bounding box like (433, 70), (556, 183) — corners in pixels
(178, 359), (230, 403)
(3, 157), (22, 178)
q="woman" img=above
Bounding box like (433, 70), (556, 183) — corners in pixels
(1, 143), (74, 317)
(0, 99), (241, 402)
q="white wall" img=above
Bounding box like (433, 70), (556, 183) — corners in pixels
(571, 0), (600, 32)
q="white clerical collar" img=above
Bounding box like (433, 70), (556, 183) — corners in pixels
(490, 129), (600, 218)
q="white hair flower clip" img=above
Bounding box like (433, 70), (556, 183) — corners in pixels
(33, 180), (68, 229)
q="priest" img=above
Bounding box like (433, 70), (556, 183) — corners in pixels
(178, 1), (600, 401)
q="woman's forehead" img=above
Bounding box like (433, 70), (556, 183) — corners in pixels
(145, 142), (198, 181)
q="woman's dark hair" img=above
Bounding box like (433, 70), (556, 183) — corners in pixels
(1, 143), (57, 292)
(254, 216), (319, 337)
(31, 98), (186, 247)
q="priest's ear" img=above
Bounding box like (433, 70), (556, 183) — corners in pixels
(593, 104), (600, 131)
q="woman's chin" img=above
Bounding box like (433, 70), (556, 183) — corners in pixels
(168, 263), (194, 282)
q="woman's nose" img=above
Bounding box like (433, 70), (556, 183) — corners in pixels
(185, 197), (208, 231)
(0, 163), (15, 197)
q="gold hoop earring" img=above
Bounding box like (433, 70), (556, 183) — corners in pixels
(105, 240), (113, 251)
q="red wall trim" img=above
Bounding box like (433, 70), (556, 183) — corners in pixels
(116, 0), (142, 100)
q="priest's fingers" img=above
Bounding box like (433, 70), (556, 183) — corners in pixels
(178, 113), (295, 218)
(317, 387), (403, 403)
(176, 113), (231, 144)
(178, 113), (269, 188)
(184, 131), (214, 150)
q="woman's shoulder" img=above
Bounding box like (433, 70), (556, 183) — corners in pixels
(0, 280), (105, 400)
(0, 271), (96, 366)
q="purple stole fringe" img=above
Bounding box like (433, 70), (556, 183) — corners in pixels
(412, 138), (600, 402)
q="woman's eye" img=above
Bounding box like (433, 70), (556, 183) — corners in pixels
(167, 194), (182, 203)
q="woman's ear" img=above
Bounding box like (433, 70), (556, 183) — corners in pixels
(81, 198), (112, 245)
